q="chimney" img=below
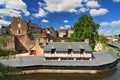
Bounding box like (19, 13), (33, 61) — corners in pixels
(27, 20), (31, 23)
(13, 16), (16, 21)
(84, 38), (90, 44)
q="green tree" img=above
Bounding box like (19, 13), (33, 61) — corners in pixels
(55, 30), (59, 37)
(0, 36), (12, 47)
(96, 34), (108, 50)
(98, 34), (108, 44)
(0, 36), (17, 56)
(0, 63), (20, 78)
(71, 14), (99, 50)
(0, 37), (20, 78)
(63, 30), (68, 37)
(117, 34), (120, 42)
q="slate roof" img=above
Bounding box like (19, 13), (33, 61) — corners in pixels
(43, 27), (55, 31)
(55, 37), (71, 42)
(0, 50), (117, 67)
(44, 42), (92, 52)
(28, 23), (41, 28)
(0, 26), (12, 35)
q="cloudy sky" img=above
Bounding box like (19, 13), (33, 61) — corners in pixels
(0, 0), (120, 35)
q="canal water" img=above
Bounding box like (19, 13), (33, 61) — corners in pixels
(108, 63), (120, 80)
(2, 63), (120, 80)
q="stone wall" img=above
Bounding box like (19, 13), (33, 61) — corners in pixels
(10, 17), (27, 35)
(30, 39), (44, 56)
(15, 35), (34, 52)
(0, 35), (15, 50)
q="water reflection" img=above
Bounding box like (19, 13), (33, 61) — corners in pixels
(108, 64), (120, 80)
(0, 63), (120, 80)
(2, 67), (118, 80)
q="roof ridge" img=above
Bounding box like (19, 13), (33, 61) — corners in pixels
(80, 45), (84, 49)
(48, 42), (85, 43)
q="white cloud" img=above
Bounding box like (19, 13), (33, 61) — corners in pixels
(100, 20), (120, 27)
(83, 0), (89, 2)
(0, 0), (5, 5)
(0, 0), (30, 18)
(44, 0), (83, 13)
(63, 20), (69, 23)
(60, 26), (65, 29)
(6, 0), (30, 16)
(99, 29), (120, 35)
(65, 25), (71, 29)
(38, 2), (46, 7)
(60, 25), (71, 29)
(79, 7), (88, 12)
(33, 8), (48, 18)
(0, 9), (21, 18)
(115, 30), (120, 35)
(33, 2), (48, 18)
(98, 29), (111, 35)
(0, 20), (10, 28)
(41, 19), (49, 23)
(100, 22), (109, 26)
(68, 9), (78, 13)
(90, 8), (109, 16)
(112, 0), (120, 2)
(33, 0), (84, 17)
(34, 0), (107, 16)
(86, 1), (100, 8)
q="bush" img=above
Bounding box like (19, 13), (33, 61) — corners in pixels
(0, 48), (17, 57)
(90, 42), (95, 50)
(0, 63), (20, 78)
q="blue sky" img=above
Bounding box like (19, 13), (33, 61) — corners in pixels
(0, 0), (120, 35)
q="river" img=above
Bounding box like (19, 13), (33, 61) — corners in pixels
(108, 63), (120, 80)
(2, 63), (120, 80)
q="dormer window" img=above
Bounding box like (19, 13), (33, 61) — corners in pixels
(17, 30), (22, 34)
(18, 18), (21, 22)
(51, 48), (56, 54)
(80, 49), (85, 54)
(18, 23), (21, 28)
(68, 49), (72, 54)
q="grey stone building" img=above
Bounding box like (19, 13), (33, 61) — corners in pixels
(44, 42), (93, 61)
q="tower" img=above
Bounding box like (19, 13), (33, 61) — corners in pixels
(112, 29), (114, 40)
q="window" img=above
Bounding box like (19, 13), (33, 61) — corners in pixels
(68, 49), (72, 54)
(3, 42), (7, 47)
(80, 49), (85, 54)
(17, 30), (22, 34)
(18, 18), (21, 22)
(51, 48), (56, 54)
(18, 23), (21, 28)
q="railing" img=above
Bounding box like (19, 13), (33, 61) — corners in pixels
(44, 53), (92, 58)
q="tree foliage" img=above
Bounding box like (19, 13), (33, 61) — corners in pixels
(0, 37), (17, 57)
(55, 30), (59, 38)
(0, 36), (12, 47)
(63, 30), (68, 37)
(98, 34), (108, 44)
(117, 34), (120, 42)
(71, 14), (99, 49)
(0, 63), (20, 78)
(0, 47), (17, 57)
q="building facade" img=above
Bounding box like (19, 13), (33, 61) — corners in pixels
(68, 28), (74, 38)
(0, 17), (41, 52)
(27, 20), (42, 34)
(0, 35), (15, 50)
(10, 17), (27, 35)
(58, 29), (66, 38)
(43, 27), (56, 38)
(44, 42), (93, 61)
